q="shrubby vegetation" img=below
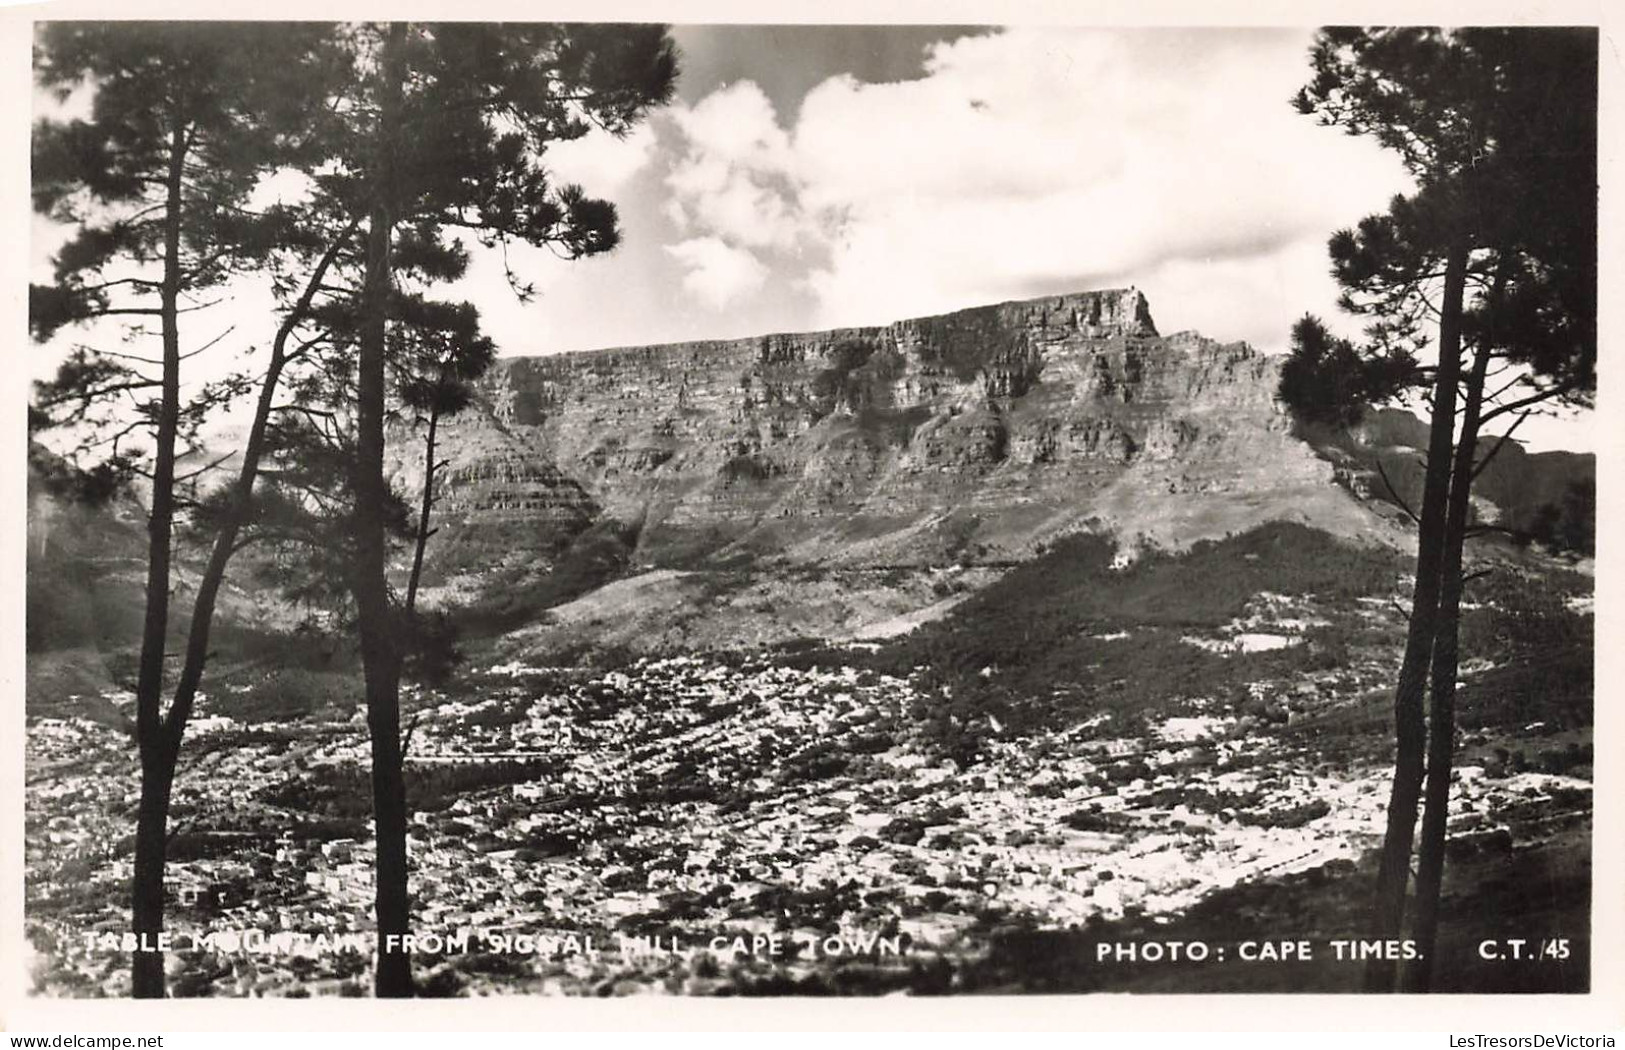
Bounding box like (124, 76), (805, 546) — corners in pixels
(868, 523), (1408, 761)
(259, 756), (556, 818)
(451, 518), (641, 636)
(1525, 479), (1595, 557)
(1455, 567), (1593, 731)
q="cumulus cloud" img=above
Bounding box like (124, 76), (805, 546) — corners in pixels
(658, 28), (1413, 350)
(663, 82), (807, 251)
(666, 236), (770, 309)
(545, 123), (658, 194)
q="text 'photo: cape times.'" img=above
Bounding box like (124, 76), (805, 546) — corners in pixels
(15, 12), (1607, 1017)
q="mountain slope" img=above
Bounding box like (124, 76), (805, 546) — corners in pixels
(32, 288), (1591, 662)
(1303, 407), (1594, 544)
(411, 289), (1410, 588)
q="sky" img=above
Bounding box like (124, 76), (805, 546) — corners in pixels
(443, 25), (1417, 357)
(27, 24), (1595, 453)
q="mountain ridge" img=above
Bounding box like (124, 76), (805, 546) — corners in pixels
(25, 287), (1593, 659)
(408, 288), (1409, 582)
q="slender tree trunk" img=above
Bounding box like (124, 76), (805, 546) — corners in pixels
(130, 120), (187, 1000)
(162, 222), (360, 790)
(131, 743), (179, 997)
(1407, 255), (1509, 991)
(404, 408), (438, 615)
(1364, 242), (1469, 992)
(355, 21), (414, 998)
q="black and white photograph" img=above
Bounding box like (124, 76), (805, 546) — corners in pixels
(10, 6), (1610, 1018)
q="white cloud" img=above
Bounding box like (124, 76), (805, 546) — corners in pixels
(1135, 236), (1359, 354)
(665, 236), (770, 309)
(668, 79), (793, 170)
(663, 82), (806, 251)
(658, 28), (1413, 346)
(545, 123), (658, 194)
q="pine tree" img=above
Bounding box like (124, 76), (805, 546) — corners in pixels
(391, 296), (496, 616)
(1288, 26), (1595, 991)
(293, 22), (678, 995)
(30, 21), (349, 997)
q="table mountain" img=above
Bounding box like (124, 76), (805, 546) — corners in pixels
(406, 288), (1418, 582)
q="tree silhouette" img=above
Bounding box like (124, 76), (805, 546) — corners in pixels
(243, 294), (492, 690)
(30, 22), (349, 998)
(391, 296), (496, 615)
(1288, 26), (1596, 991)
(1528, 480), (1595, 558)
(285, 22), (678, 995)
(1278, 314), (1412, 430)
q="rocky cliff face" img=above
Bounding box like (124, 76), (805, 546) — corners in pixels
(409, 289), (1402, 575)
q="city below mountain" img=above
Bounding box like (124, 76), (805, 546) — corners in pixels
(24, 287), (1594, 997)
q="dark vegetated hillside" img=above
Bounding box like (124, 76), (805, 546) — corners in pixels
(1455, 566), (1593, 730)
(418, 499), (600, 584)
(28, 449), (374, 724)
(869, 523), (1411, 754)
(27, 555), (150, 658)
(1307, 409), (1595, 549)
(883, 521), (1408, 669)
(451, 518), (642, 636)
(27, 451), (154, 656)
(28, 451), (193, 720)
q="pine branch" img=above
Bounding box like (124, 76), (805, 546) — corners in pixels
(284, 327), (337, 367)
(76, 276), (164, 294)
(90, 348), (166, 370)
(36, 377), (163, 411)
(174, 452), (236, 484)
(173, 296), (226, 314)
(1482, 373), (1530, 406)
(1479, 375), (1584, 425)
(182, 325), (237, 360)
(400, 712), (422, 756)
(1374, 459), (1421, 525)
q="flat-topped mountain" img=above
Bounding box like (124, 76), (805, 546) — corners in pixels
(409, 288), (1407, 584)
(24, 287), (1593, 659)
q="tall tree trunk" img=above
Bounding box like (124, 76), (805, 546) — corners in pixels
(1407, 253), (1510, 991)
(130, 119), (187, 1000)
(404, 407), (438, 615)
(355, 21), (414, 998)
(160, 220), (360, 827)
(131, 743), (179, 998)
(1364, 242), (1469, 992)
